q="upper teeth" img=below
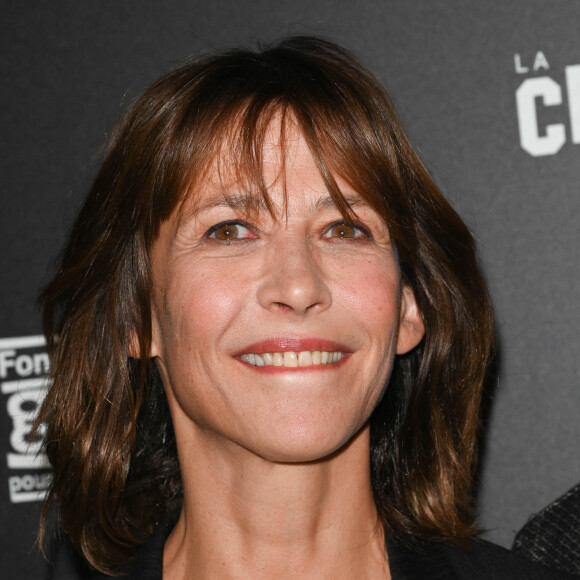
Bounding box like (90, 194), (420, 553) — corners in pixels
(240, 351), (343, 367)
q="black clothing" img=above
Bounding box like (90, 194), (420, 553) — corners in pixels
(89, 510), (577, 579)
(513, 482), (580, 576)
(387, 536), (578, 579)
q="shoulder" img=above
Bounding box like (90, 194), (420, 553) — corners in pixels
(513, 481), (580, 576)
(387, 536), (577, 580)
(441, 538), (577, 579)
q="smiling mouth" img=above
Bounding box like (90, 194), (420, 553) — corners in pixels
(240, 350), (344, 368)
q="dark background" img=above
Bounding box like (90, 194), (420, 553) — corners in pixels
(1, 2), (579, 578)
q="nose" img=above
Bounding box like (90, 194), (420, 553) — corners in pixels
(256, 235), (332, 316)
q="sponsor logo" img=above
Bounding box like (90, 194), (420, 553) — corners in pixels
(514, 51), (580, 157)
(0, 335), (51, 503)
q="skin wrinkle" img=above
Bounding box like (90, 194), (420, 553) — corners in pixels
(148, 118), (423, 579)
(36, 39), (494, 575)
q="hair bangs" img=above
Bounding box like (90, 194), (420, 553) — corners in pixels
(166, 43), (412, 234)
(174, 101), (366, 229)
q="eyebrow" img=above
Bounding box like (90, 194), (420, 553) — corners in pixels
(178, 192), (271, 224)
(314, 194), (366, 210)
(179, 191), (367, 226)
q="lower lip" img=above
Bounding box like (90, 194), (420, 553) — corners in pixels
(236, 354), (351, 373)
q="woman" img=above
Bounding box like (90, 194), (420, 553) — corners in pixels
(38, 37), (568, 578)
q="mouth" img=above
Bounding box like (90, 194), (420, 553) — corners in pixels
(237, 338), (350, 369)
(240, 350), (344, 368)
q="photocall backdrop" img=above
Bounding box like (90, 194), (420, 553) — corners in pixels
(1, 1), (579, 578)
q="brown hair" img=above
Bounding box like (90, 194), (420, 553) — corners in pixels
(37, 36), (494, 574)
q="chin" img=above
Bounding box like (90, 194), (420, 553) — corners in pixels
(255, 445), (346, 465)
(249, 418), (366, 464)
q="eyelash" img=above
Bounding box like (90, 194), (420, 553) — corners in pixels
(204, 219), (372, 243)
(323, 220), (371, 240)
(205, 220), (257, 242)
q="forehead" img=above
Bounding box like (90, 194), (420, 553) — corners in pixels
(166, 104), (400, 239)
(177, 117), (359, 220)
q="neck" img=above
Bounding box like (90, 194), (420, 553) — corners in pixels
(163, 425), (390, 579)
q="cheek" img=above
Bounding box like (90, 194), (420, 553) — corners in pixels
(335, 258), (402, 383)
(338, 259), (400, 320)
(159, 259), (251, 347)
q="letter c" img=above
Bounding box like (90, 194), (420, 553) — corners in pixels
(516, 77), (565, 157)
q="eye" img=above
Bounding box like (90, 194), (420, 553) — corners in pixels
(206, 220), (256, 242)
(324, 221), (369, 240)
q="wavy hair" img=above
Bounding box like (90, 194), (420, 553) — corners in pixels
(37, 36), (494, 574)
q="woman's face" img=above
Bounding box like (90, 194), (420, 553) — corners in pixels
(149, 119), (424, 463)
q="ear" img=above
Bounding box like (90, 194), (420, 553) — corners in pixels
(396, 284), (425, 355)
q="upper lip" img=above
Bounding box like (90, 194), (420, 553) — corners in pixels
(236, 337), (351, 355)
